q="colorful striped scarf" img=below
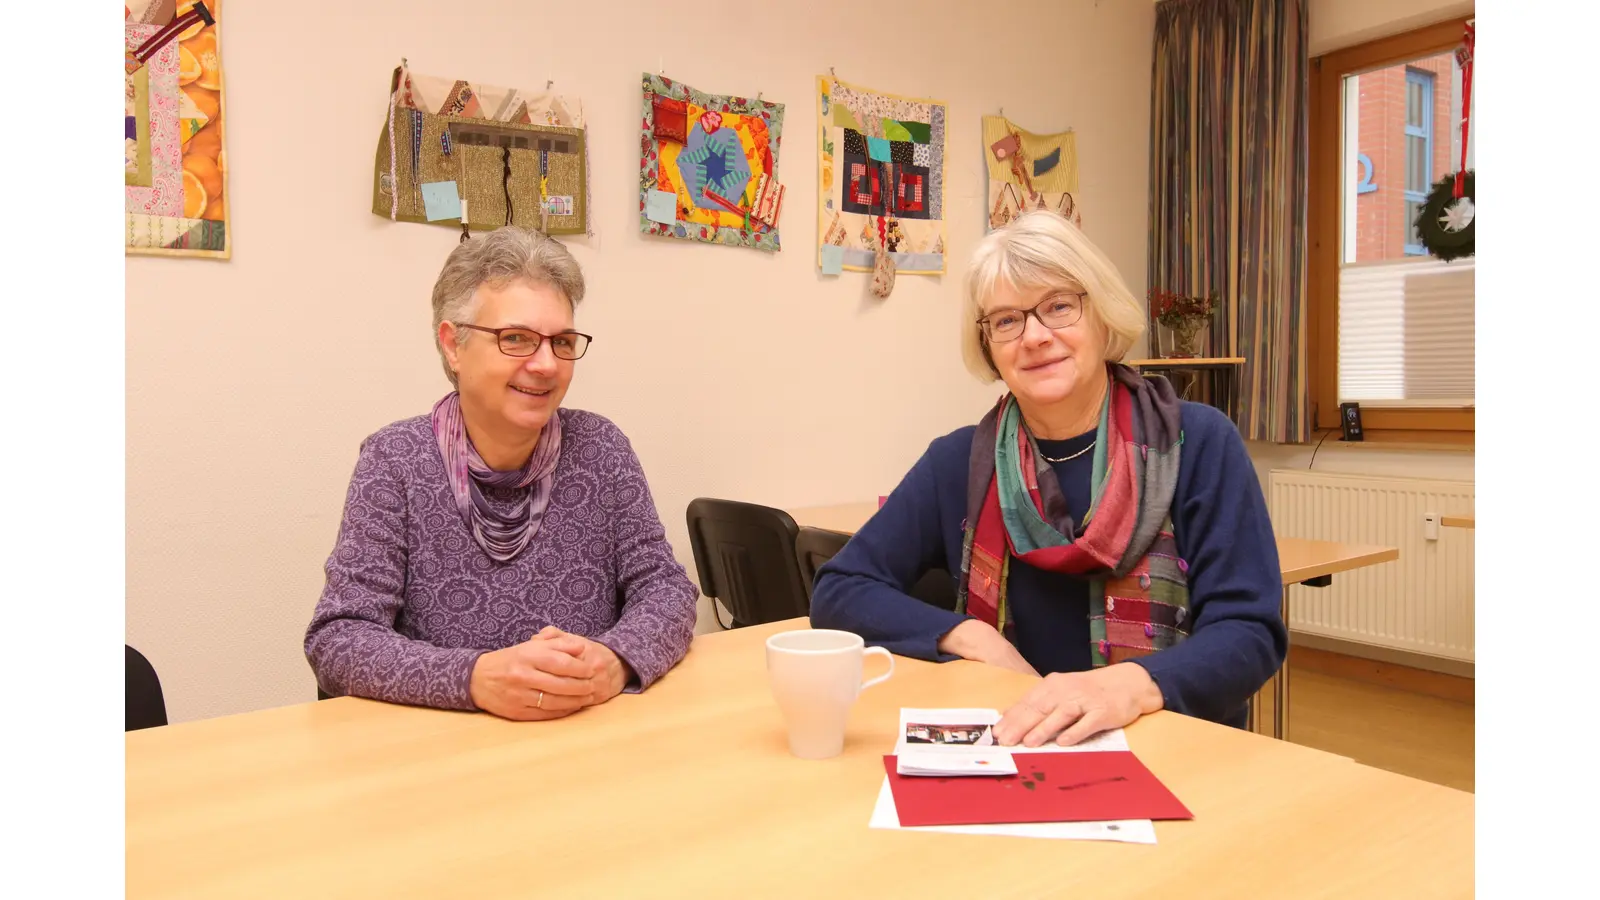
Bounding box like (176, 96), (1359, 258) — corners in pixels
(957, 364), (1192, 667)
(431, 392), (562, 563)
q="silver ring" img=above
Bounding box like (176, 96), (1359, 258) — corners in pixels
(536, 691), (545, 709)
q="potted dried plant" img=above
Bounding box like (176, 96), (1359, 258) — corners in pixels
(1149, 288), (1219, 359)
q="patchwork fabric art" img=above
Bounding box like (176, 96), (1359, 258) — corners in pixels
(816, 76), (947, 279)
(638, 73), (786, 251)
(982, 116), (1083, 231)
(124, 1), (229, 259)
(373, 64), (591, 236)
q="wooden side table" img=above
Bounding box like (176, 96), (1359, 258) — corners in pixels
(1123, 357), (1246, 414)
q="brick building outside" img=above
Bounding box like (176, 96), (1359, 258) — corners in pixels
(1351, 53), (1461, 262)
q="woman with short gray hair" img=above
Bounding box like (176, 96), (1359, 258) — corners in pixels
(811, 211), (1286, 746)
(306, 226), (698, 720)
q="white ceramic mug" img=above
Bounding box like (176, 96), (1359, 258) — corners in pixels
(765, 629), (894, 760)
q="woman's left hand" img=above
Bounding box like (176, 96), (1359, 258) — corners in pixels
(993, 663), (1165, 747)
(535, 626), (631, 705)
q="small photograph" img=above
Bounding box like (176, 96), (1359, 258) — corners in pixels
(904, 723), (996, 746)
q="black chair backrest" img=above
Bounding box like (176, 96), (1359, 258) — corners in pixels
(686, 498), (810, 628)
(909, 568), (960, 611)
(795, 527), (851, 600)
(793, 525), (959, 612)
(126, 645), (168, 731)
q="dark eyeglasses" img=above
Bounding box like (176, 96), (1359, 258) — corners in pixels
(456, 324), (593, 360)
(976, 292), (1087, 343)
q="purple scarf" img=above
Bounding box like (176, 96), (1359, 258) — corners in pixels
(431, 392), (563, 563)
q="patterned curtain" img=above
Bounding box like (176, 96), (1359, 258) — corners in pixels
(1148, 0), (1310, 443)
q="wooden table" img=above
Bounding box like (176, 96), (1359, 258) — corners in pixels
(786, 504), (1399, 742)
(1277, 537), (1399, 587)
(127, 620), (1473, 898)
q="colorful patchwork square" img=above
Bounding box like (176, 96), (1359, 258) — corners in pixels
(981, 115), (1081, 232)
(124, 9), (229, 258)
(373, 70), (591, 237)
(816, 76), (946, 276)
(639, 73), (786, 252)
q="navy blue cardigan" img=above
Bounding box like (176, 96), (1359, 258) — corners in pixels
(810, 401), (1287, 728)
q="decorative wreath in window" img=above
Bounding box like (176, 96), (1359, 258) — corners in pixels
(1414, 169), (1474, 262)
(1417, 21), (1474, 262)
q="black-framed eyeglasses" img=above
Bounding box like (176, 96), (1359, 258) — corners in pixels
(456, 324), (593, 360)
(976, 291), (1088, 343)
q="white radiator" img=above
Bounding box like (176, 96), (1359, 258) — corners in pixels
(1268, 469), (1475, 662)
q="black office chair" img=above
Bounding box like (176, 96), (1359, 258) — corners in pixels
(908, 567), (959, 612)
(126, 645), (168, 731)
(685, 498), (811, 628)
(794, 526), (852, 600)
(793, 525), (959, 612)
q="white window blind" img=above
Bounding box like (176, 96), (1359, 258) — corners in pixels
(1338, 257), (1474, 406)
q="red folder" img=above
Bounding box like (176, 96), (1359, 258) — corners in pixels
(883, 751), (1193, 826)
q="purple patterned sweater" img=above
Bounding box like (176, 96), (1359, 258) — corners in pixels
(304, 407), (699, 710)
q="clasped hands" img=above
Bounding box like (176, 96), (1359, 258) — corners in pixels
(469, 626), (632, 721)
(937, 619), (1165, 747)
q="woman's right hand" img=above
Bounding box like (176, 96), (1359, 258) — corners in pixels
(937, 619), (1040, 677)
(469, 632), (604, 721)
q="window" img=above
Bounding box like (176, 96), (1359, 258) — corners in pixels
(1310, 17), (1475, 434)
(1402, 69), (1433, 255)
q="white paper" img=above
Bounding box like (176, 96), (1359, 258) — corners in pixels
(873, 707), (1155, 844)
(897, 749), (1018, 777)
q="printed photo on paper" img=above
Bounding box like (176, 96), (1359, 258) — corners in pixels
(904, 723), (996, 746)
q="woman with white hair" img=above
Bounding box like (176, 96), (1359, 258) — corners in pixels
(811, 211), (1285, 746)
(305, 226), (698, 720)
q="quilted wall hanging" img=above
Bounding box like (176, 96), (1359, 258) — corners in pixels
(125, 0), (230, 259)
(816, 75), (948, 288)
(373, 63), (591, 236)
(982, 116), (1082, 231)
(638, 73), (786, 251)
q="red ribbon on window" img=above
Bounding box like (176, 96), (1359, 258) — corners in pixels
(1452, 22), (1474, 199)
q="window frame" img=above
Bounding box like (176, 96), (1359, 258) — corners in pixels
(1309, 16), (1475, 435)
(1402, 68), (1435, 256)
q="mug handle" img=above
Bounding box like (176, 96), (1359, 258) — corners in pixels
(860, 646), (895, 692)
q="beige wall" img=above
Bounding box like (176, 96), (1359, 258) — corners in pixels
(126, 0), (1158, 723)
